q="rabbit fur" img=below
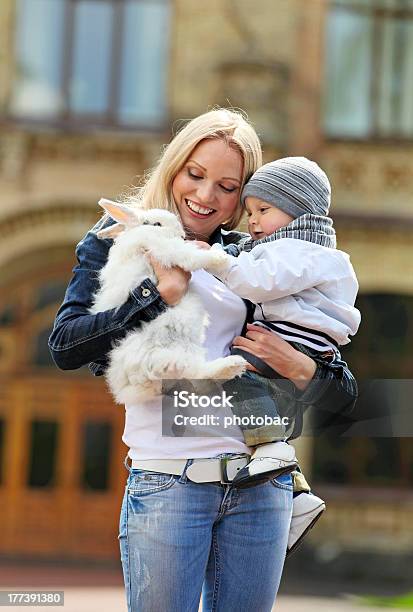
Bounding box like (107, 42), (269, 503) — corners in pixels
(89, 199), (246, 404)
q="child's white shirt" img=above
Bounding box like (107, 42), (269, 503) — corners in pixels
(213, 238), (360, 348)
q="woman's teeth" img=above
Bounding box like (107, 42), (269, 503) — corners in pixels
(186, 200), (214, 215)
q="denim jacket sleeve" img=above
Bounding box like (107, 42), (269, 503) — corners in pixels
(294, 350), (358, 435)
(48, 216), (168, 375)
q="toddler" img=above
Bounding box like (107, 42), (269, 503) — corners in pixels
(204, 157), (361, 553)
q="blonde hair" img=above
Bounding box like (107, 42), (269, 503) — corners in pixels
(125, 108), (262, 231)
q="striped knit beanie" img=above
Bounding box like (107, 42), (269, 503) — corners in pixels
(241, 156), (331, 218)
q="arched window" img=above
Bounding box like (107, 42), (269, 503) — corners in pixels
(0, 248), (89, 374)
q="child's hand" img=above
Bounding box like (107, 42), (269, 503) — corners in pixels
(192, 240), (211, 250)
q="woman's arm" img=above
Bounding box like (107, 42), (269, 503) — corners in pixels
(48, 220), (189, 372)
(232, 324), (357, 418)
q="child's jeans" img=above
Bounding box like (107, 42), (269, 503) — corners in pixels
(226, 341), (338, 446)
(223, 371), (294, 445)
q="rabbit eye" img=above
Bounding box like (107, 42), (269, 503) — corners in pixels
(153, 222), (162, 227)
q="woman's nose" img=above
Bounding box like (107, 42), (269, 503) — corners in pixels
(196, 181), (215, 204)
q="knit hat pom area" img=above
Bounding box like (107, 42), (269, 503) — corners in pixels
(241, 156), (331, 219)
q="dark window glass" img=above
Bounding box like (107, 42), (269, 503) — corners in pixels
(343, 294), (412, 379)
(28, 421), (59, 488)
(313, 293), (413, 489)
(0, 304), (16, 327)
(314, 437), (413, 488)
(34, 281), (67, 311)
(81, 421), (112, 491)
(32, 327), (55, 367)
(0, 420), (4, 485)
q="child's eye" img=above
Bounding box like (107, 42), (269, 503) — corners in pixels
(260, 207), (269, 213)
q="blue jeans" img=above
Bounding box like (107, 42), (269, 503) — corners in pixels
(118, 456), (293, 612)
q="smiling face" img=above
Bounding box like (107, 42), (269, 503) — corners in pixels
(172, 139), (243, 240)
(245, 196), (295, 240)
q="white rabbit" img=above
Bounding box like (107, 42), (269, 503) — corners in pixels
(89, 199), (246, 404)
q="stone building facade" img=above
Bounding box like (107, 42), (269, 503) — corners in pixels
(0, 0), (412, 576)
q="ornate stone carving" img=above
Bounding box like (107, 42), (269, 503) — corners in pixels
(214, 59), (290, 149)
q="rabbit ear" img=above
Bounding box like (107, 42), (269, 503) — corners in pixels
(98, 198), (139, 226)
(97, 222), (125, 240)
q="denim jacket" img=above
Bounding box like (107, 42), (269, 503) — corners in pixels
(48, 217), (358, 423)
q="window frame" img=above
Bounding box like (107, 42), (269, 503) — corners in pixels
(7, 0), (171, 133)
(323, 0), (413, 143)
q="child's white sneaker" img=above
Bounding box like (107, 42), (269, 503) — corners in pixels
(287, 492), (326, 556)
(232, 441), (298, 488)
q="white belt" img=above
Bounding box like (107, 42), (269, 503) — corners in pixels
(131, 456), (250, 484)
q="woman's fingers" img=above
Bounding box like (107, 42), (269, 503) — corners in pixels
(232, 336), (265, 357)
(233, 325), (316, 386)
(148, 256), (191, 306)
(245, 324), (274, 337)
(244, 325), (290, 352)
(149, 255), (191, 281)
(147, 255), (165, 275)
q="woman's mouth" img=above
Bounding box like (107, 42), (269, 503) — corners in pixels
(185, 199), (215, 217)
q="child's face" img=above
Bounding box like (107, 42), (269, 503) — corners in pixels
(245, 197), (295, 240)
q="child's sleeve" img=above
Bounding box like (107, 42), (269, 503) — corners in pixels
(213, 240), (331, 302)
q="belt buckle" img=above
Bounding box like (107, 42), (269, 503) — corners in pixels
(220, 457), (233, 484)
(220, 455), (249, 484)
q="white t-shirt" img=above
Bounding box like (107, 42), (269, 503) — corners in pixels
(123, 269), (250, 460)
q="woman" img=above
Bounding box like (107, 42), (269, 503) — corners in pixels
(49, 109), (356, 612)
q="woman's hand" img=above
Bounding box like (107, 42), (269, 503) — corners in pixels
(148, 255), (191, 306)
(232, 324), (317, 390)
